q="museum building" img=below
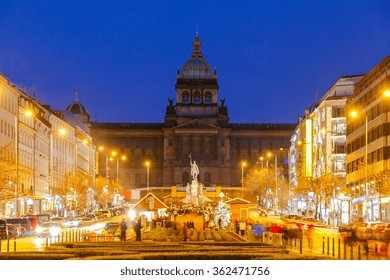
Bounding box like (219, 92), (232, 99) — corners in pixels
(68, 34), (296, 202)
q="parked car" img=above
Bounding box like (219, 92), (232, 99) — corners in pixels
(103, 222), (120, 233)
(36, 222), (61, 237)
(339, 221), (386, 241)
(6, 224), (25, 238)
(372, 223), (390, 241)
(5, 218), (31, 235)
(23, 216), (38, 232)
(355, 221), (385, 240)
(295, 217), (327, 229)
(24, 214), (50, 225)
(0, 219), (8, 239)
(50, 217), (67, 227)
(92, 209), (112, 218)
(64, 217), (91, 228)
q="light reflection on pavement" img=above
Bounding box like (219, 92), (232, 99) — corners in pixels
(0, 220), (108, 252)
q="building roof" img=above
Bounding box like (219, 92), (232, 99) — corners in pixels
(66, 91), (90, 116)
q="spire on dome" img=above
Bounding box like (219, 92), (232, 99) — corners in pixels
(192, 31), (202, 58)
(75, 89), (79, 101)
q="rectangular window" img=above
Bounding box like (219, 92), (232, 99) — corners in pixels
(168, 139), (173, 147)
(135, 139), (143, 148)
(125, 139), (132, 148)
(251, 139), (258, 148)
(240, 139), (248, 148)
(220, 139), (225, 147)
(146, 138), (153, 148)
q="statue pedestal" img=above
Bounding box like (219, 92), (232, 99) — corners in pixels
(191, 180), (199, 206)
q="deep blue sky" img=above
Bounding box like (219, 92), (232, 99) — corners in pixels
(1, 0), (390, 124)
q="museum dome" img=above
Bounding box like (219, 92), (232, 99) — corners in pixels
(66, 91), (90, 117)
(181, 32), (214, 80)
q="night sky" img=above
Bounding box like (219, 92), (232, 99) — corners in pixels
(1, 0), (390, 124)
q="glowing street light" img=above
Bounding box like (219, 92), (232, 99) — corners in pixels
(241, 161), (246, 198)
(267, 152), (278, 209)
(146, 161), (150, 193)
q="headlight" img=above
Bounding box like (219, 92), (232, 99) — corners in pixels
(36, 226), (43, 234)
(50, 226), (61, 236)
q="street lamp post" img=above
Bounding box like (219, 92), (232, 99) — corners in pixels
(241, 162), (246, 198)
(146, 161), (150, 193)
(350, 111), (369, 222)
(364, 114), (369, 222)
(267, 152), (278, 209)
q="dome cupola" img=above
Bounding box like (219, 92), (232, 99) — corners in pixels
(66, 90), (90, 122)
(181, 32), (214, 80)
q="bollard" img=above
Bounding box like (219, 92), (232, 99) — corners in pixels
(299, 238), (302, 254)
(327, 237), (330, 255)
(332, 238), (335, 257)
(322, 236), (325, 254)
(344, 240), (347, 259)
(358, 245), (361, 260)
(62, 231), (64, 242)
(350, 243), (353, 260)
(366, 243), (369, 260)
(66, 231), (68, 242)
(7, 238), (10, 252)
(0, 239), (2, 252)
(13, 237), (16, 252)
(46, 237), (49, 247)
(338, 239), (341, 259)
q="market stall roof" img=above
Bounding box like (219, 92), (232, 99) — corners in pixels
(130, 192), (168, 211)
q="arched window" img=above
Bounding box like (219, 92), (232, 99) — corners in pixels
(135, 173), (141, 186)
(204, 172), (211, 187)
(182, 172), (189, 185)
(193, 92), (201, 104)
(204, 92), (212, 104)
(182, 92), (190, 104)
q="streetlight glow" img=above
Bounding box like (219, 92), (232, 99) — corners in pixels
(146, 161), (150, 193)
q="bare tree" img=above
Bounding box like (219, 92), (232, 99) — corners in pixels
(93, 176), (122, 209)
(64, 171), (92, 211)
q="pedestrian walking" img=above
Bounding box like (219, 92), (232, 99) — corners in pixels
(134, 217), (142, 241)
(120, 218), (127, 241)
(181, 222), (188, 241)
(239, 220), (246, 237)
(306, 224), (314, 250)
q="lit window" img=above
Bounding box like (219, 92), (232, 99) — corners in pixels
(204, 92), (212, 104)
(193, 92), (201, 104)
(182, 92), (190, 104)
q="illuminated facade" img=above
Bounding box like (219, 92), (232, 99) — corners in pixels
(0, 73), (95, 217)
(289, 75), (363, 223)
(346, 55), (390, 222)
(91, 34), (295, 203)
